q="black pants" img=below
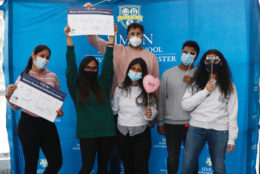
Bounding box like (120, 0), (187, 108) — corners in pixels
(164, 124), (198, 174)
(108, 114), (121, 174)
(79, 136), (114, 174)
(17, 112), (62, 174)
(116, 128), (151, 174)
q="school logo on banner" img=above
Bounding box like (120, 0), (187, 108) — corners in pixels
(117, 5), (143, 28)
(40, 158), (48, 168)
(37, 158), (48, 173)
(200, 157), (212, 173)
(206, 157), (212, 167)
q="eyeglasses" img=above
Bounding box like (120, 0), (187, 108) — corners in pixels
(204, 56), (221, 64)
(182, 49), (196, 56)
(85, 66), (98, 71)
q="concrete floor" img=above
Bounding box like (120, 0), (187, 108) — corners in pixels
(0, 153), (10, 171)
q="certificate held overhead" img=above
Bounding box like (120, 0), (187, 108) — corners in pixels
(68, 6), (114, 36)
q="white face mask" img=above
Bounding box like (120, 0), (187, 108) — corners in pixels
(34, 56), (49, 70)
(129, 36), (142, 47)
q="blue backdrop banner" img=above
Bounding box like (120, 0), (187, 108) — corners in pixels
(3, 0), (260, 173)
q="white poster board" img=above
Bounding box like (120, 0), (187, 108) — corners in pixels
(68, 7), (114, 36)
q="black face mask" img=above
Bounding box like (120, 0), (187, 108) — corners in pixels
(205, 63), (220, 74)
(83, 71), (98, 81)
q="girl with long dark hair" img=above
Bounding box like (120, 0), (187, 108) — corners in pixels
(64, 26), (116, 174)
(181, 49), (238, 174)
(112, 58), (157, 174)
(6, 45), (63, 174)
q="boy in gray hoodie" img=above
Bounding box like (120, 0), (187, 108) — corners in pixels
(157, 41), (200, 174)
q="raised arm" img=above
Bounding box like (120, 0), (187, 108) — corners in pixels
(84, 2), (118, 55)
(181, 81), (215, 111)
(87, 35), (107, 55)
(98, 33), (116, 95)
(64, 26), (78, 100)
(181, 87), (209, 111)
(152, 54), (160, 78)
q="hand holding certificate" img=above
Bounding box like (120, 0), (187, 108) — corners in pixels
(68, 6), (114, 36)
(9, 73), (67, 122)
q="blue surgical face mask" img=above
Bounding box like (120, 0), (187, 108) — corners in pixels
(181, 53), (195, 66)
(34, 56), (49, 70)
(128, 70), (142, 82)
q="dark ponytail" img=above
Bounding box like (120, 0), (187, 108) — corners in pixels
(24, 45), (51, 73)
(24, 57), (33, 73)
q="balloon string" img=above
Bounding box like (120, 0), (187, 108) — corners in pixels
(211, 61), (213, 77)
(185, 56), (195, 76)
(93, 0), (110, 6)
(147, 93), (150, 108)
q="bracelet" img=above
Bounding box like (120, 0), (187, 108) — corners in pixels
(107, 43), (114, 45)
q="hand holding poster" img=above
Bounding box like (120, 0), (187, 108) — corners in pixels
(68, 7), (114, 36)
(9, 73), (67, 122)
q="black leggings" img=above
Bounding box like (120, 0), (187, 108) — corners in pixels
(17, 112), (62, 174)
(116, 128), (151, 174)
(79, 136), (114, 174)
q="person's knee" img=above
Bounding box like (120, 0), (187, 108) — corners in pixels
(213, 167), (226, 174)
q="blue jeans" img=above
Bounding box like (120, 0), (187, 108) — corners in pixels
(181, 126), (228, 174)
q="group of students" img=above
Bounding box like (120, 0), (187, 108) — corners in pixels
(5, 3), (238, 174)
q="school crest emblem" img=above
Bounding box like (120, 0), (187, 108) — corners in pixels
(117, 5), (143, 28)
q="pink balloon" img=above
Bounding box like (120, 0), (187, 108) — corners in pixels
(143, 74), (160, 93)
